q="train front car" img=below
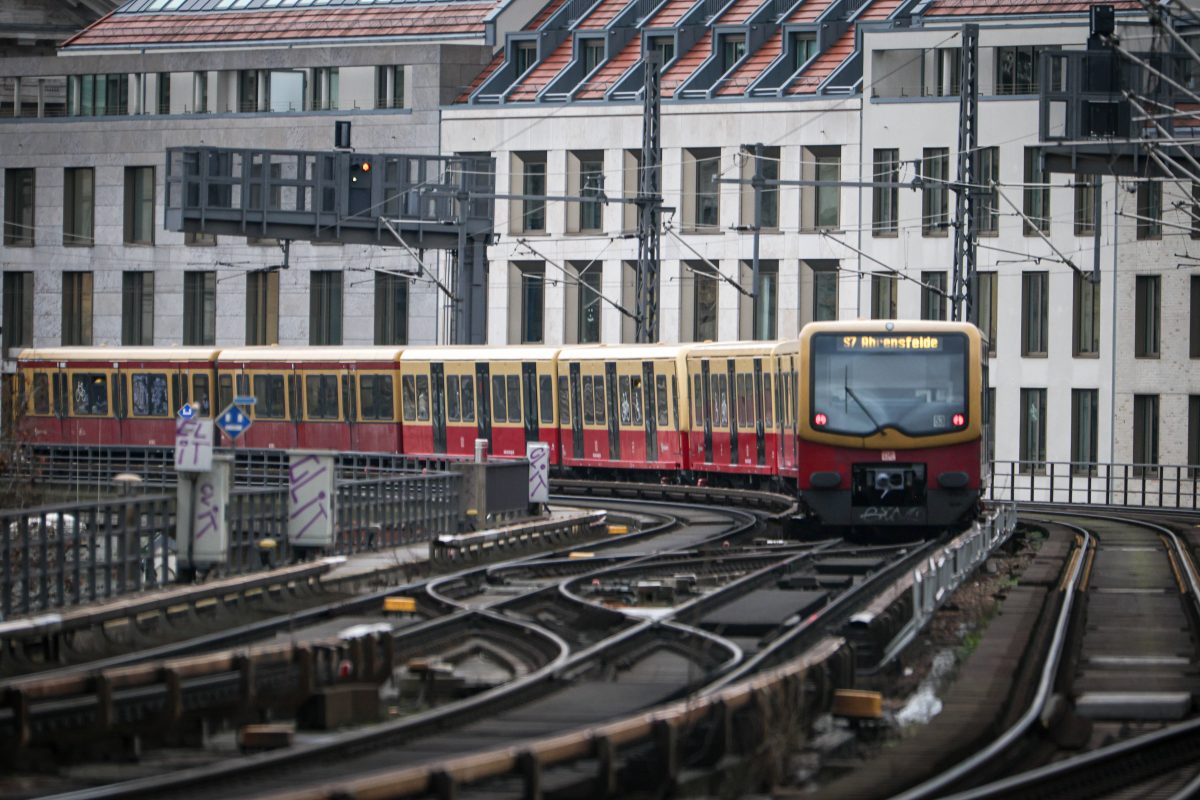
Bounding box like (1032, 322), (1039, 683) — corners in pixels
(797, 320), (986, 532)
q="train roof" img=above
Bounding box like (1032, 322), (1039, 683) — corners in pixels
(216, 346), (405, 364)
(18, 346), (223, 363)
(801, 320), (979, 334)
(556, 344), (693, 361)
(399, 345), (564, 362)
(685, 340), (800, 357)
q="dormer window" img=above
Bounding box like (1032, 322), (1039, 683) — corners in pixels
(790, 33), (816, 71)
(515, 42), (538, 76)
(648, 36), (675, 69)
(720, 36), (746, 72)
(583, 39), (605, 74)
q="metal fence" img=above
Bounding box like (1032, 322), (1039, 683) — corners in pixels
(988, 461), (1200, 510)
(0, 465), (461, 618)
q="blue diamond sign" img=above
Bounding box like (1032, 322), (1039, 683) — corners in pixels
(177, 402), (196, 420)
(216, 403), (253, 441)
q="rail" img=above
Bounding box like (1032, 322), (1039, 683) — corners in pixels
(988, 461), (1200, 510)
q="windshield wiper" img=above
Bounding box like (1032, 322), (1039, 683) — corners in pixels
(843, 368), (885, 433)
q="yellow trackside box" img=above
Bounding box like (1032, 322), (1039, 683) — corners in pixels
(607, 525), (630, 535)
(568, 551), (595, 559)
(383, 596), (417, 614)
(832, 689), (883, 719)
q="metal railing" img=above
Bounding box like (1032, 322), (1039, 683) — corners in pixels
(988, 461), (1200, 510)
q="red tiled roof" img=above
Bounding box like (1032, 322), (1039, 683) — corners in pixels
(925, 0), (1139, 14)
(786, 25), (852, 93)
(859, 0), (904, 19)
(786, 0), (835, 23)
(507, 34), (574, 100)
(715, 28), (781, 95)
(575, 35), (641, 99)
(579, 0), (627, 29)
(717, 0), (763, 25)
(527, 0), (569, 29)
(647, 0), (696, 27)
(62, 4), (496, 48)
(457, 49), (505, 103)
(661, 29), (711, 98)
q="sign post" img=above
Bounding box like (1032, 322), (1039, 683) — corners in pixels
(176, 453), (232, 577)
(174, 410), (214, 473)
(526, 442), (550, 508)
(288, 450), (337, 550)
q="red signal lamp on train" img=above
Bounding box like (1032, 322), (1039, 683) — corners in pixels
(814, 412), (828, 427)
(952, 413), (965, 427)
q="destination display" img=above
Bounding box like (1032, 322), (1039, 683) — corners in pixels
(833, 334), (944, 351)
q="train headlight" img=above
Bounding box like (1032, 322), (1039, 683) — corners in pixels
(814, 412), (828, 427)
(952, 413), (965, 427)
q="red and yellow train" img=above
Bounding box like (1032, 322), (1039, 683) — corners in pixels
(11, 321), (987, 530)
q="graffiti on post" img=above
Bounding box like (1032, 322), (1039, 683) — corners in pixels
(175, 418), (214, 472)
(288, 453), (335, 548)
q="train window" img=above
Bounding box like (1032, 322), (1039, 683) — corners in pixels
(237, 374), (250, 397)
(763, 374), (773, 427)
(539, 375), (554, 425)
(656, 375), (669, 427)
(359, 375), (394, 421)
(32, 373), (50, 415)
(671, 376), (678, 429)
(630, 376), (644, 426)
(693, 374), (702, 424)
(506, 375), (521, 423)
(718, 374), (729, 427)
(592, 375), (606, 424)
(218, 374), (233, 412)
(740, 374), (750, 428)
(558, 376), (570, 425)
(709, 374), (720, 426)
(446, 375), (461, 422)
(193, 375), (211, 416)
(131, 373), (170, 417)
(582, 376), (595, 425)
(460, 377), (475, 423)
(491, 375), (507, 423)
(734, 375), (744, 428)
(306, 375), (339, 420)
(402, 375), (417, 421)
(254, 374), (287, 419)
(72, 374), (109, 416)
(172, 375), (185, 414)
(415, 374), (430, 421)
(619, 376), (632, 426)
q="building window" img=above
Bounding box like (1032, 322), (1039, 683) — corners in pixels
(2, 272), (33, 353)
(871, 273), (897, 319)
(238, 70), (261, 112)
(1071, 388), (1099, 473)
(740, 145), (779, 231)
(810, 262), (838, 322)
(691, 263), (718, 341)
(156, 72), (171, 115)
(801, 146), (839, 231)
(312, 67), (339, 111)
(1023, 148), (1049, 234)
(921, 148), (949, 235)
(124, 166), (155, 245)
(374, 66), (405, 110)
(194, 71), (208, 113)
(4, 168), (34, 246)
(62, 271), (94, 346)
(1133, 394), (1159, 473)
(1021, 271), (1048, 357)
(977, 271), (997, 354)
(622, 149), (642, 233)
(68, 74), (128, 116)
(976, 146), (999, 235)
(63, 167), (94, 246)
(568, 151), (604, 233)
(186, 231), (216, 246)
(1135, 274), (1160, 358)
(268, 70), (304, 112)
(649, 36), (675, 68)
(1192, 276), (1200, 358)
(246, 270), (279, 346)
(1189, 396), (1200, 477)
(739, 260), (778, 340)
(583, 39), (605, 74)
(514, 42), (537, 75)
(183, 271), (216, 346)
(509, 263), (544, 344)
(1019, 388), (1046, 472)
(721, 36), (746, 72)
(121, 271), (154, 346)
(1073, 273), (1100, 356)
(685, 148), (721, 233)
(995, 45), (1058, 95)
(374, 271), (408, 345)
(935, 47), (960, 96)
(921, 271), (947, 320)
(872, 148), (899, 235)
(572, 263), (602, 344)
(511, 152), (547, 234)
(791, 33), (816, 71)
(1137, 180), (1162, 239)
(310, 271), (343, 345)
(1074, 173), (1096, 236)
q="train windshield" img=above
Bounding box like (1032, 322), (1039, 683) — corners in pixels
(809, 332), (969, 437)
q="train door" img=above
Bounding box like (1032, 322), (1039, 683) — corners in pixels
(431, 362), (447, 454)
(605, 361), (620, 461)
(642, 361), (657, 463)
(475, 361), (492, 454)
(343, 367), (358, 451)
(521, 361), (539, 450)
(726, 360), (738, 466)
(753, 358), (765, 467)
(113, 364), (127, 443)
(700, 360), (713, 464)
(569, 362), (584, 460)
